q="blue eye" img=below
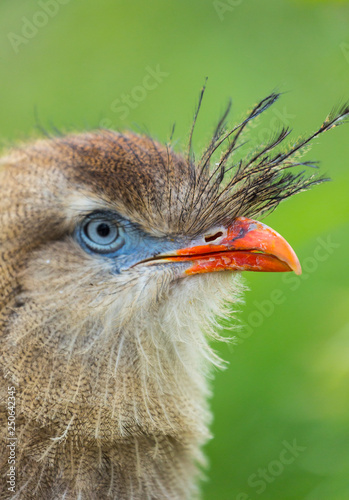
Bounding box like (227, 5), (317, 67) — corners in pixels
(80, 216), (125, 253)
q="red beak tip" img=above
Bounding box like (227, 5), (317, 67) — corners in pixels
(294, 263), (302, 276)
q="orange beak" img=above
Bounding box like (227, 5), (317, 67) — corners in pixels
(153, 217), (301, 276)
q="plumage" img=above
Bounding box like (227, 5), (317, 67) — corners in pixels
(0, 93), (347, 499)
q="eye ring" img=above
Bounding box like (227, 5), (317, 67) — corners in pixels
(79, 215), (125, 254)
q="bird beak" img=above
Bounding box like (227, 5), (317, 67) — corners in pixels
(149, 217), (302, 276)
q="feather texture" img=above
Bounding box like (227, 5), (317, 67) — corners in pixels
(0, 94), (346, 499)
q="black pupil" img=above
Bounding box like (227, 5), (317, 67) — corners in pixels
(97, 223), (111, 238)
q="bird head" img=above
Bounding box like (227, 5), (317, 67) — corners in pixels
(1, 94), (347, 383)
(1, 92), (348, 499)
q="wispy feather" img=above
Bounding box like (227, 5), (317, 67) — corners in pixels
(182, 92), (349, 234)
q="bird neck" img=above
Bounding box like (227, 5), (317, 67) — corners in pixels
(1, 259), (244, 498)
(2, 272), (244, 441)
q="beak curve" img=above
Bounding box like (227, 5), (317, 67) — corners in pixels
(148, 217), (302, 276)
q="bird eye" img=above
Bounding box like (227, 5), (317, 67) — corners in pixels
(80, 216), (125, 253)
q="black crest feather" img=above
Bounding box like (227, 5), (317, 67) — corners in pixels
(183, 92), (349, 234)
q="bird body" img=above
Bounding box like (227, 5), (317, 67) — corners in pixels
(0, 94), (347, 499)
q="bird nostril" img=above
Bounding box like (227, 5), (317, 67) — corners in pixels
(204, 231), (223, 243)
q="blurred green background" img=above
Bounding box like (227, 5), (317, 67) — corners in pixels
(1, 0), (349, 498)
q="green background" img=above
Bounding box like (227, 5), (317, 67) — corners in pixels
(1, 0), (349, 498)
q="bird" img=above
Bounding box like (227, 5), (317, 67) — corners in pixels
(0, 91), (347, 500)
